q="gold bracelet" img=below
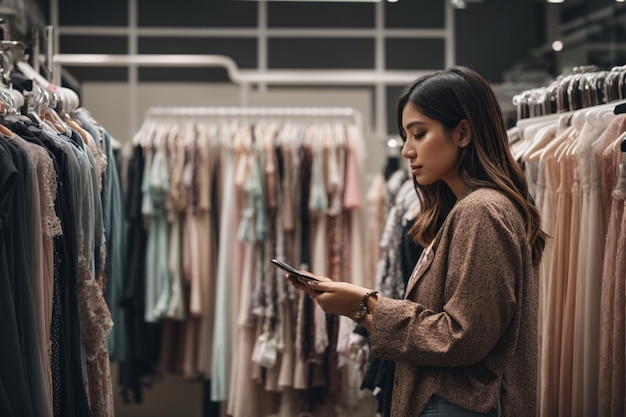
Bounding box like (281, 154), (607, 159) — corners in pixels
(353, 289), (379, 322)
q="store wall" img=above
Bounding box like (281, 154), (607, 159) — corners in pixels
(57, 0), (547, 142)
(81, 82), (384, 181)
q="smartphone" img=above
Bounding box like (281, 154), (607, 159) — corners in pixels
(271, 258), (319, 282)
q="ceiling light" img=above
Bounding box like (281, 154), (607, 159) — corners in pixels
(547, 0), (565, 3)
(552, 40), (563, 51)
(387, 138), (399, 148)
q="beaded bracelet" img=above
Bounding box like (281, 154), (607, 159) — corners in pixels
(353, 289), (379, 322)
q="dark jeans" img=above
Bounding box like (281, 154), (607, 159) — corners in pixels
(419, 395), (497, 417)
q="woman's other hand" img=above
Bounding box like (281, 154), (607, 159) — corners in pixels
(307, 281), (373, 319)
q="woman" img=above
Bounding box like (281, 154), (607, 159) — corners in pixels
(286, 66), (546, 417)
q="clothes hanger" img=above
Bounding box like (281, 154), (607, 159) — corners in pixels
(555, 125), (581, 163)
(522, 123), (559, 162)
(601, 131), (626, 157)
(0, 88), (16, 113)
(614, 101), (626, 115)
(560, 106), (593, 160)
(0, 123), (12, 137)
(24, 84), (60, 137)
(616, 130), (626, 167)
(0, 100), (13, 137)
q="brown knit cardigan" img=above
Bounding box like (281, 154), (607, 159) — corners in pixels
(370, 187), (538, 417)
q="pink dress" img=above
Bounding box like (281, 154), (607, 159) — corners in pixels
(195, 125), (218, 379)
(538, 152), (560, 417)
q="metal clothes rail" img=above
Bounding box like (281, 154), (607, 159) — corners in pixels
(52, 53), (428, 139)
(144, 105), (364, 134)
(52, 53), (423, 86)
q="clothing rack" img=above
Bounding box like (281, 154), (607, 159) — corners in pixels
(146, 106), (358, 117)
(144, 106), (364, 131)
(0, 41), (120, 417)
(129, 110), (368, 415)
(508, 67), (626, 417)
(512, 65), (626, 120)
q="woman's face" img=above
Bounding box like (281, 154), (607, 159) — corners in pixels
(400, 102), (466, 196)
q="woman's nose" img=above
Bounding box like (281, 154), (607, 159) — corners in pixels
(401, 143), (415, 159)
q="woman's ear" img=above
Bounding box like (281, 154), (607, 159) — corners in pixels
(457, 119), (471, 147)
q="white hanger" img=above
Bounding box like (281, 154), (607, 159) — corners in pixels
(17, 61), (80, 112)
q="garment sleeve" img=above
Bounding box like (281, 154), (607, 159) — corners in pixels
(0, 146), (18, 230)
(370, 198), (522, 367)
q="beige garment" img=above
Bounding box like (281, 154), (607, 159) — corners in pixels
(311, 213), (330, 355)
(345, 125), (365, 288)
(276, 297), (297, 389)
(365, 173), (387, 290)
(293, 290), (310, 390)
(534, 126), (560, 415)
(181, 317), (201, 379)
(538, 153), (560, 417)
(165, 128), (190, 314)
(570, 130), (595, 417)
(181, 211), (201, 379)
(228, 324), (281, 417)
(211, 125), (244, 401)
(228, 244), (255, 416)
(264, 123), (280, 210)
(556, 156), (575, 417)
(565, 156), (582, 412)
(166, 127), (189, 321)
(308, 127), (330, 355)
(195, 126), (217, 378)
(534, 124), (571, 414)
(598, 153), (626, 417)
(279, 125), (297, 233)
(535, 162), (546, 410)
(580, 130), (606, 416)
(327, 124), (346, 218)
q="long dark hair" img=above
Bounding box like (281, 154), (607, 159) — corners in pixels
(398, 66), (546, 263)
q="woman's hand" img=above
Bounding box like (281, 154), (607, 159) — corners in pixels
(284, 272), (377, 321)
(307, 281), (373, 320)
(284, 270), (331, 293)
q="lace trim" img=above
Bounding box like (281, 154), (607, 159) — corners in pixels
(84, 131), (108, 193)
(78, 268), (113, 360)
(78, 262), (115, 417)
(41, 156), (62, 237)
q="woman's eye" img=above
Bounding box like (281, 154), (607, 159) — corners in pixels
(413, 132), (425, 140)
